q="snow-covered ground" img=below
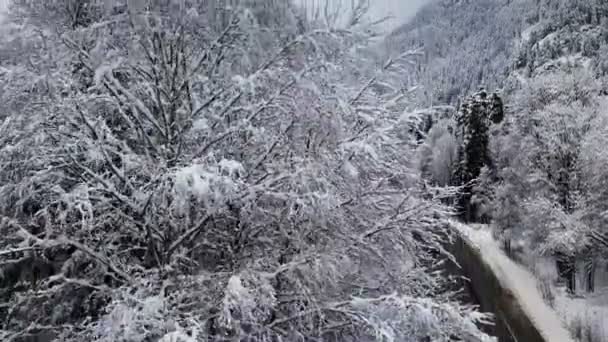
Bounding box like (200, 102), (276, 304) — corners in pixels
(452, 221), (575, 342)
(528, 252), (608, 342)
(553, 286), (608, 342)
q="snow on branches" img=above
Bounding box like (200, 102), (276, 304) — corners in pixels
(0, 1), (489, 341)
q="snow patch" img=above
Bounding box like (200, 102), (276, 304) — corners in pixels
(174, 164), (212, 198)
(521, 23), (541, 42)
(218, 159), (244, 178)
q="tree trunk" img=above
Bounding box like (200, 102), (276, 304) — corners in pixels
(586, 259), (595, 293)
(504, 237), (512, 258)
(555, 253), (576, 294)
(567, 267), (576, 294)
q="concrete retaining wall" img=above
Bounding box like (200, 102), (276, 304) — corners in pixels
(448, 234), (547, 342)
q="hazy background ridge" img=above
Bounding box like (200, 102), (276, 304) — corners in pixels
(295, 0), (427, 31)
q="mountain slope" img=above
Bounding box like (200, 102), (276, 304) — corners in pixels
(388, 0), (608, 104)
(386, 0), (533, 104)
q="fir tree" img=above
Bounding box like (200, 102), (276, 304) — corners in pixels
(452, 88), (504, 222)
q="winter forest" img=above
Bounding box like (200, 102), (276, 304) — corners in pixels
(1, 0), (608, 341)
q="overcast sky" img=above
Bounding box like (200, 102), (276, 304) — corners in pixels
(367, 0), (427, 29)
(296, 0), (427, 31)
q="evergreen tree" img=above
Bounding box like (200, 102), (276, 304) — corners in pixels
(452, 88), (504, 222)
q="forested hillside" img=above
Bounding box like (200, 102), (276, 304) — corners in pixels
(386, 0), (533, 105)
(402, 0), (608, 340)
(388, 0), (608, 103)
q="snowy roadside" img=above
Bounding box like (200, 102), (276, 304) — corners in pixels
(552, 286), (608, 342)
(451, 221), (575, 342)
(528, 251), (608, 341)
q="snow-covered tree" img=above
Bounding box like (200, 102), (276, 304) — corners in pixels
(488, 68), (603, 292)
(452, 89), (503, 222)
(416, 111), (459, 187)
(0, 1), (490, 341)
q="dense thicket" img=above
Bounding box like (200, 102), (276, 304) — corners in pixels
(0, 1), (490, 341)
